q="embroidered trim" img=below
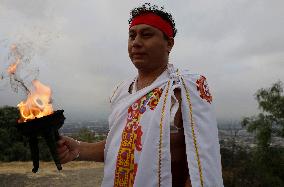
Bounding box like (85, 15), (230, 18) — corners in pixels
(158, 80), (171, 187)
(196, 75), (212, 104)
(180, 74), (204, 187)
(114, 87), (163, 186)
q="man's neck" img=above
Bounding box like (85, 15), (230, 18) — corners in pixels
(136, 63), (168, 91)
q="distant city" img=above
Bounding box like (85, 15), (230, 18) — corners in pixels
(60, 119), (284, 148)
(60, 120), (109, 136)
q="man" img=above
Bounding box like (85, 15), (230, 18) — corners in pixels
(57, 3), (223, 187)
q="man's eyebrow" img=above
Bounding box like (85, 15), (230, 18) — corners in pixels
(129, 27), (154, 33)
(140, 27), (155, 32)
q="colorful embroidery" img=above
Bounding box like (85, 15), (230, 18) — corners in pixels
(114, 87), (163, 186)
(196, 75), (212, 104)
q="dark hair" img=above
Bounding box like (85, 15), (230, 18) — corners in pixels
(128, 3), (177, 38)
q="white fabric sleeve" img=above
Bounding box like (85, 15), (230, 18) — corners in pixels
(180, 73), (224, 187)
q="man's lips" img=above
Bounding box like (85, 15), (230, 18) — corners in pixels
(132, 52), (146, 59)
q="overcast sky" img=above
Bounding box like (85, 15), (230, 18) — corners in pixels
(0, 0), (283, 122)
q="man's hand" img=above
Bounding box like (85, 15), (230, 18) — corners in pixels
(57, 136), (80, 164)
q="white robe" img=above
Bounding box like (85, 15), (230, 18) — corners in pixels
(102, 64), (224, 187)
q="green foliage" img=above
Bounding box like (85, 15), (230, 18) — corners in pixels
(256, 81), (284, 119)
(0, 106), (26, 161)
(5, 142), (31, 161)
(238, 81), (284, 186)
(242, 81), (284, 147)
(221, 140), (284, 187)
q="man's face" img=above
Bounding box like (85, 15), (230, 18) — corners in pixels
(128, 24), (172, 71)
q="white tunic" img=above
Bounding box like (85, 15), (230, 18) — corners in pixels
(102, 64), (224, 187)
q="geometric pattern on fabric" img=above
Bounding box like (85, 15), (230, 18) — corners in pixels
(114, 87), (163, 186)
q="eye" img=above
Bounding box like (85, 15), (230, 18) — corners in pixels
(129, 33), (136, 40)
(142, 32), (153, 37)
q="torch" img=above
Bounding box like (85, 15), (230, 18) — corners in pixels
(6, 44), (65, 173)
(17, 110), (65, 173)
(15, 80), (65, 173)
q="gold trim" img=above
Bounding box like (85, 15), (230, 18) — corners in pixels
(158, 80), (171, 187)
(180, 75), (204, 187)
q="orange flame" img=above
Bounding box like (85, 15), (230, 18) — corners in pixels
(7, 59), (20, 75)
(7, 44), (21, 75)
(17, 80), (53, 123)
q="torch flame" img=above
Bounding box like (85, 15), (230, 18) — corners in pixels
(7, 44), (21, 75)
(17, 80), (53, 123)
(7, 59), (20, 75)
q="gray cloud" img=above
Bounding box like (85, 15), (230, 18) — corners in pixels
(0, 0), (283, 122)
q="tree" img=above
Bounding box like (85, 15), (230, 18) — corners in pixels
(0, 106), (28, 161)
(242, 81), (284, 186)
(243, 81), (284, 148)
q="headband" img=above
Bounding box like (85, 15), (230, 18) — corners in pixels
(129, 13), (174, 38)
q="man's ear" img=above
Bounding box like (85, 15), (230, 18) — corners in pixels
(167, 37), (174, 53)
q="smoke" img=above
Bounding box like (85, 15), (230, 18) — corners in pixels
(0, 41), (37, 94)
(0, 26), (59, 95)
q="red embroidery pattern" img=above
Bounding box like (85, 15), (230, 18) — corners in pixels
(196, 76), (212, 104)
(114, 88), (163, 186)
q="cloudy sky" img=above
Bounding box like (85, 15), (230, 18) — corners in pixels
(0, 0), (283, 122)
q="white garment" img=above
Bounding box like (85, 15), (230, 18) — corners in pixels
(102, 64), (224, 187)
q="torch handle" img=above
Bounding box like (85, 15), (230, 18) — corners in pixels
(54, 129), (60, 141)
(28, 135), (39, 173)
(43, 128), (62, 171)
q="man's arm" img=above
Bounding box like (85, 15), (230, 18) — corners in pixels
(171, 89), (191, 187)
(79, 140), (105, 161)
(57, 136), (105, 164)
